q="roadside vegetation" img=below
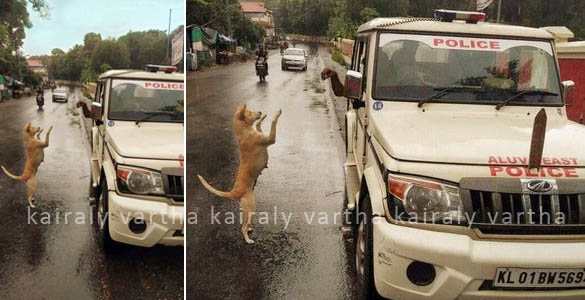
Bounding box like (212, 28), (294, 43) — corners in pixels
(82, 88), (93, 100)
(331, 48), (347, 67)
(187, 0), (266, 51)
(264, 0), (585, 40)
(0, 0), (50, 88)
(30, 26), (183, 83)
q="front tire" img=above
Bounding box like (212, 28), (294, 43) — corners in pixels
(355, 194), (384, 300)
(97, 179), (123, 253)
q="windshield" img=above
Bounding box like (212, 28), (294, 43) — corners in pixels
(108, 79), (184, 123)
(284, 49), (304, 56)
(374, 33), (562, 105)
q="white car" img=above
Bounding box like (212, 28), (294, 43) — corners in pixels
(281, 48), (307, 71)
(52, 88), (68, 102)
(342, 9), (585, 300)
(89, 65), (184, 252)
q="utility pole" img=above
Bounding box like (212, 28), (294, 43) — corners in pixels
(167, 9), (172, 65)
(225, 0), (232, 36)
(15, 37), (21, 81)
(496, 0), (502, 23)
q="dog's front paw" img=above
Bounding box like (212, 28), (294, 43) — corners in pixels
(245, 238), (256, 244)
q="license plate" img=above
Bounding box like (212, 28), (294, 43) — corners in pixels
(494, 267), (585, 288)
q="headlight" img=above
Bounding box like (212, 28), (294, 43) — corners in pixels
(117, 165), (164, 195)
(388, 174), (465, 223)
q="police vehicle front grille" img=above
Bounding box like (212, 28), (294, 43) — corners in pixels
(466, 191), (585, 234)
(164, 175), (184, 202)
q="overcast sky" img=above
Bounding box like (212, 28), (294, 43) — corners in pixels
(23, 0), (184, 56)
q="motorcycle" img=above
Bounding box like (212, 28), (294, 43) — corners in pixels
(36, 93), (44, 109)
(256, 57), (268, 82)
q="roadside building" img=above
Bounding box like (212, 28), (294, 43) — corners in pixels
(240, 2), (275, 38)
(0, 75), (5, 101)
(187, 25), (236, 71)
(27, 59), (48, 83)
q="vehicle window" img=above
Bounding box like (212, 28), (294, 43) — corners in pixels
(352, 40), (368, 73)
(284, 49), (304, 56)
(374, 33), (562, 105)
(95, 82), (104, 104)
(351, 39), (368, 90)
(108, 79), (184, 123)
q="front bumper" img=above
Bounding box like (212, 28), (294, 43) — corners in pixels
(52, 96), (67, 102)
(108, 192), (183, 247)
(282, 60), (306, 69)
(373, 219), (585, 299)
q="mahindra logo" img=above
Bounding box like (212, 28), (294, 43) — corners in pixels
(526, 180), (554, 193)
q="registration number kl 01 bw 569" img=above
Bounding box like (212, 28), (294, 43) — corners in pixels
(494, 267), (585, 288)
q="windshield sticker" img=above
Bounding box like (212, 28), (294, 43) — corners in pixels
(379, 34), (553, 55)
(488, 156), (579, 178)
(112, 79), (184, 90)
(373, 101), (383, 111)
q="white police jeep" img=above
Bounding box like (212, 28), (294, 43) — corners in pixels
(89, 65), (184, 252)
(342, 10), (585, 300)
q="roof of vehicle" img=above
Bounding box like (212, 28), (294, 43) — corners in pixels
(285, 48), (305, 53)
(357, 17), (553, 40)
(54, 88), (67, 92)
(98, 69), (183, 81)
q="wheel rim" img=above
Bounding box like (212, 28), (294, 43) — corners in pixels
(356, 218), (366, 277)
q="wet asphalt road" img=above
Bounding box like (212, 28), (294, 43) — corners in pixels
(0, 88), (183, 300)
(187, 44), (358, 299)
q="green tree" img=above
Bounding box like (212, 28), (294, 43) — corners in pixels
(361, 7), (379, 23)
(90, 39), (130, 73)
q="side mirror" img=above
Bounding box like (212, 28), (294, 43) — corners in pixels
(344, 70), (363, 100)
(562, 80), (575, 105)
(91, 102), (103, 121)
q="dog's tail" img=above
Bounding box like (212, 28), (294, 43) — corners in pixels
(1, 166), (24, 181)
(197, 175), (234, 199)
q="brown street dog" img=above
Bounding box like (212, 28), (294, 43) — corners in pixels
(1, 122), (53, 208)
(198, 104), (282, 244)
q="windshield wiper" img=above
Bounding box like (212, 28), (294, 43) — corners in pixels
(135, 111), (174, 125)
(495, 89), (559, 110)
(418, 86), (484, 108)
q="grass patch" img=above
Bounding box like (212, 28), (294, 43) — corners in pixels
(82, 88), (93, 100)
(331, 49), (347, 67)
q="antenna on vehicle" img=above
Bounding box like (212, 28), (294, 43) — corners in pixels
(528, 109), (547, 169)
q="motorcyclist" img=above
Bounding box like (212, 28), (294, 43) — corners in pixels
(36, 86), (44, 101)
(255, 44), (268, 75)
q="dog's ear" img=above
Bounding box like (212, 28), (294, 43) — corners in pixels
(236, 104), (247, 120)
(25, 122), (31, 132)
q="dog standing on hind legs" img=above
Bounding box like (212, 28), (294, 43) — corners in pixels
(198, 104), (282, 244)
(1, 122), (53, 208)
